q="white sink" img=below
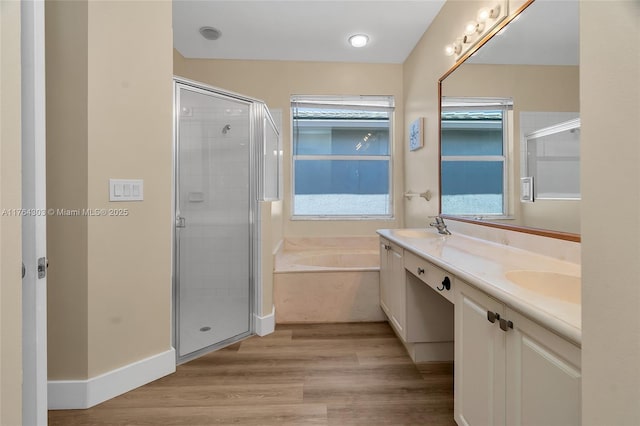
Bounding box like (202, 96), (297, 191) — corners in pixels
(505, 270), (581, 304)
(392, 229), (441, 239)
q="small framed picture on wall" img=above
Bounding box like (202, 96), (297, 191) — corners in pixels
(409, 117), (424, 151)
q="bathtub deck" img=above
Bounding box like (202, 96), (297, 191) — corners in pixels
(274, 236), (384, 323)
(49, 322), (455, 426)
(274, 270), (385, 323)
(275, 236), (379, 273)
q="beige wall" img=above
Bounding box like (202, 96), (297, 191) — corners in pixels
(46, 0), (173, 379)
(174, 55), (404, 239)
(403, 0), (474, 228)
(46, 0), (90, 379)
(443, 63), (580, 233)
(520, 199), (580, 234)
(581, 1), (640, 423)
(0, 1), (23, 423)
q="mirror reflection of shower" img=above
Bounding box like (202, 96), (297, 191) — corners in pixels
(222, 124), (231, 134)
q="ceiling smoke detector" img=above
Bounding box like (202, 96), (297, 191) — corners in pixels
(199, 26), (222, 41)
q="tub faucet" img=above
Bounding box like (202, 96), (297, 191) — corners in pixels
(429, 216), (451, 235)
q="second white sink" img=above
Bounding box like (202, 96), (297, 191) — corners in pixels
(505, 270), (581, 304)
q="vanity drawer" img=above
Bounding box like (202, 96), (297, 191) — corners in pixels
(404, 250), (455, 303)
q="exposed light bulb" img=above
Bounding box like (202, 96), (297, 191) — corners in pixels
(478, 5), (501, 22)
(444, 40), (462, 56)
(444, 44), (456, 56)
(477, 7), (491, 23)
(464, 21), (479, 36)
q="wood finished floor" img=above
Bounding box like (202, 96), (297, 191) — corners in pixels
(49, 322), (454, 426)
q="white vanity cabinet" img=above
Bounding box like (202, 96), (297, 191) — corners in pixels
(455, 281), (506, 426)
(455, 280), (581, 426)
(379, 238), (406, 340)
(505, 307), (581, 426)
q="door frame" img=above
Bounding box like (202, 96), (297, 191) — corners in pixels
(21, 0), (48, 423)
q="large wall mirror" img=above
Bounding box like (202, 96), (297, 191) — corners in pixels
(439, 0), (580, 241)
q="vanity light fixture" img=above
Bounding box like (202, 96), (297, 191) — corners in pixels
(444, 1), (507, 59)
(348, 34), (369, 48)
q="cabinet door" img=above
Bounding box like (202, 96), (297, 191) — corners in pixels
(388, 244), (406, 339)
(455, 281), (506, 426)
(378, 239), (405, 340)
(505, 308), (581, 426)
(379, 239), (392, 317)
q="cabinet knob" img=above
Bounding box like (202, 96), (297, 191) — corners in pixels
(437, 276), (451, 291)
(487, 311), (500, 324)
(499, 318), (514, 332)
(417, 267), (425, 275)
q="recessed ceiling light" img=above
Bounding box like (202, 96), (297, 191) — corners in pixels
(348, 34), (369, 48)
(199, 26), (222, 41)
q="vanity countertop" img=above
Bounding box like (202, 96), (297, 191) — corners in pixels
(377, 228), (581, 345)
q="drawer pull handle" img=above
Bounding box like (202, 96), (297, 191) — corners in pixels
(417, 267), (425, 275)
(437, 276), (451, 291)
(487, 311), (500, 323)
(500, 318), (514, 332)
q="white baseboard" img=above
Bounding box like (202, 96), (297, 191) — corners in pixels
(255, 305), (275, 336)
(48, 348), (176, 409)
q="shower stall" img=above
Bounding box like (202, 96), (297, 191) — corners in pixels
(173, 77), (280, 363)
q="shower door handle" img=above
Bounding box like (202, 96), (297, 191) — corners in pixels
(176, 216), (186, 228)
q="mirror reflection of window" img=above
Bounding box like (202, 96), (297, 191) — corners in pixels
(441, 97), (513, 217)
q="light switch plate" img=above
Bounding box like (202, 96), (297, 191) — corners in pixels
(110, 179), (143, 201)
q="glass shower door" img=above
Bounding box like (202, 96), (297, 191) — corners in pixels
(175, 84), (252, 360)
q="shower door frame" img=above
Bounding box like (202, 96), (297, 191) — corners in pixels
(172, 77), (262, 364)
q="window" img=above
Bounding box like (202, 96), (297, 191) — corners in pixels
(441, 97), (512, 217)
(291, 96), (394, 218)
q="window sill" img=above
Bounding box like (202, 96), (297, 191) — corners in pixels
(448, 215), (515, 221)
(290, 215), (395, 221)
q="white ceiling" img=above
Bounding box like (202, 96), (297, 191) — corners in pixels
(173, 0), (446, 64)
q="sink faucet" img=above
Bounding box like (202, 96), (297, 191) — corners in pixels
(429, 216), (451, 235)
